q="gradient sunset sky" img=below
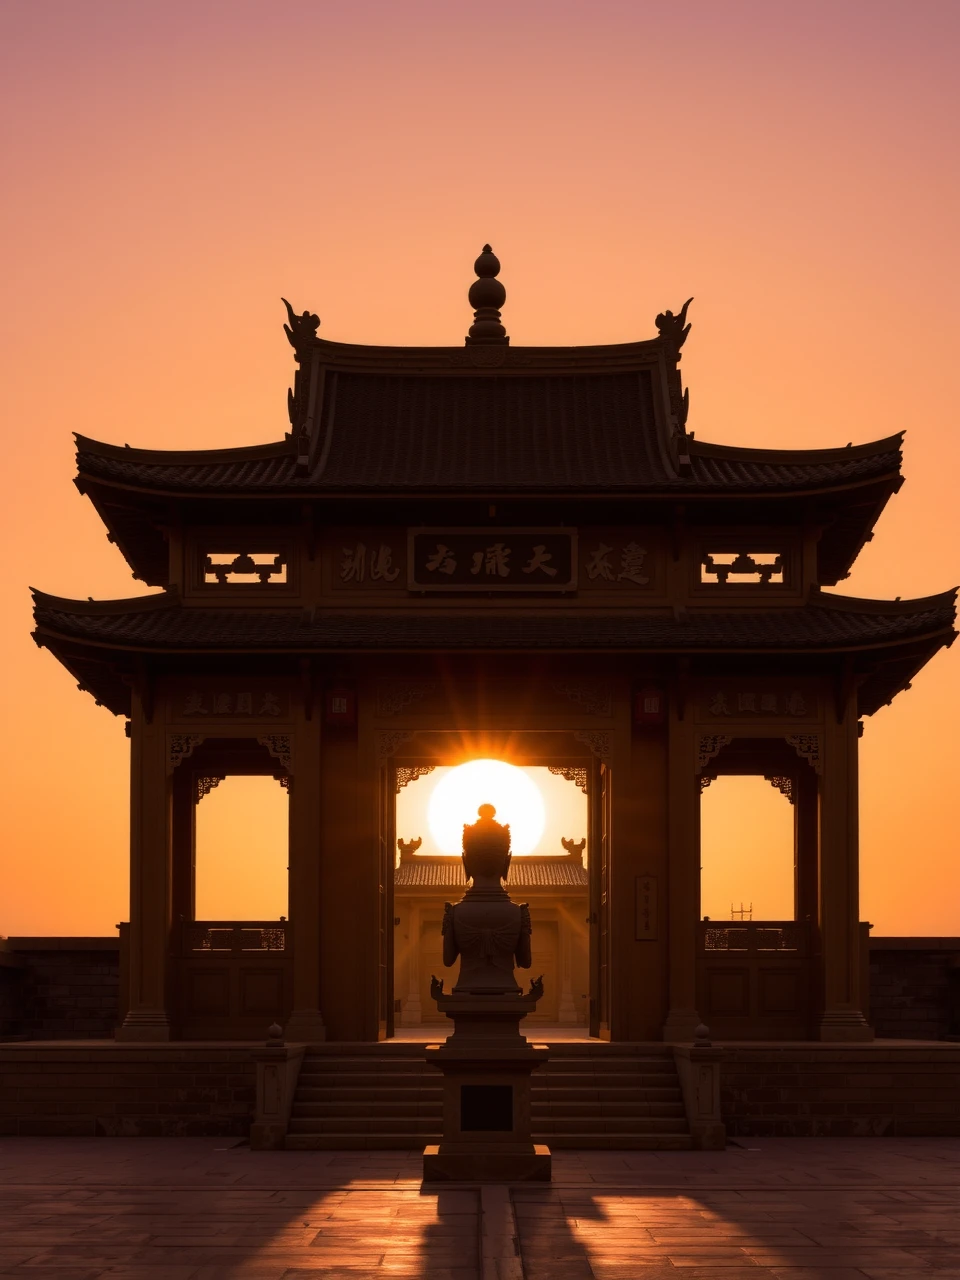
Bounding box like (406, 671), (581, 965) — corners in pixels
(2, 0), (958, 936)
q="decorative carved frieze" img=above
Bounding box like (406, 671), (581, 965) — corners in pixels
(572, 730), (611, 765)
(257, 735), (292, 772)
(278, 775), (291, 792)
(697, 734), (732, 770)
(377, 682), (436, 716)
(169, 734), (204, 771)
(785, 734), (821, 774)
(699, 774), (713, 792)
(195, 776), (225, 803)
(548, 765), (589, 794)
(396, 765), (436, 792)
(552, 681), (612, 717)
(377, 729), (417, 762)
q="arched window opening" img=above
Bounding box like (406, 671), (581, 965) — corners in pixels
(195, 776), (288, 920)
(700, 776), (794, 921)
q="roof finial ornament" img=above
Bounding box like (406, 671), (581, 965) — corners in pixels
(655, 297), (693, 353)
(466, 245), (509, 345)
(281, 298), (320, 358)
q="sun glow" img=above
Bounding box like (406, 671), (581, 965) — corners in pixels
(426, 759), (546, 855)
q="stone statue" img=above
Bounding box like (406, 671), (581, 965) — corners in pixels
(655, 297), (693, 350)
(441, 803), (532, 994)
(281, 297), (320, 353)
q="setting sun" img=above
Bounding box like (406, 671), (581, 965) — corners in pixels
(426, 760), (546, 855)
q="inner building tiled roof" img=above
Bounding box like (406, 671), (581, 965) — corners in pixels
(75, 370), (904, 496)
(30, 589), (957, 655)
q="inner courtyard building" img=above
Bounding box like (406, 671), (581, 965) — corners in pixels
(32, 249), (955, 1045)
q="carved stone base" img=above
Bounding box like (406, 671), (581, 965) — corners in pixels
(819, 1008), (875, 1042)
(115, 1008), (171, 1042)
(661, 1007), (703, 1043)
(284, 1008), (326, 1043)
(423, 1142), (551, 1182)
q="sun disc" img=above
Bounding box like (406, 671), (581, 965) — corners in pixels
(427, 759), (546, 855)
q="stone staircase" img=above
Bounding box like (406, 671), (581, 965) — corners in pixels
(284, 1042), (693, 1150)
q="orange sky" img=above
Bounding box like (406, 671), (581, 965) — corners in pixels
(2, 0), (958, 937)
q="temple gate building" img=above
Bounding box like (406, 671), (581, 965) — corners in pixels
(32, 248), (955, 1045)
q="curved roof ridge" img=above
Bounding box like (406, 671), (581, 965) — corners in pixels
(810, 585), (958, 614)
(690, 432), (904, 464)
(30, 588), (178, 614)
(75, 434), (294, 464)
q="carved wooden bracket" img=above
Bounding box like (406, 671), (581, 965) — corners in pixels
(697, 734), (732, 771)
(257, 735), (292, 772)
(195, 775), (225, 804)
(785, 734), (821, 775)
(573, 730), (611, 766)
(377, 729), (417, 762)
(765, 774), (795, 803)
(548, 765), (589, 794)
(168, 734), (204, 772)
(395, 765), (436, 793)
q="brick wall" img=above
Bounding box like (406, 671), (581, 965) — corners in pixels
(868, 938), (960, 1040)
(0, 939), (120, 1039)
(721, 1045), (960, 1137)
(0, 1046), (256, 1136)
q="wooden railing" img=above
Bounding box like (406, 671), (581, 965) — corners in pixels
(180, 921), (289, 955)
(176, 920), (292, 1037)
(700, 921), (810, 955)
(697, 920), (814, 1038)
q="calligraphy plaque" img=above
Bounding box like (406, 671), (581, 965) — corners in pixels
(409, 528), (577, 592)
(635, 873), (658, 941)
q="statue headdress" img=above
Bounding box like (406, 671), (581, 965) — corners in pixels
(462, 803), (512, 882)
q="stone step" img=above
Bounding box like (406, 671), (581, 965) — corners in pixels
(531, 1101), (686, 1119)
(292, 1100), (442, 1119)
(531, 1086), (682, 1102)
(288, 1115), (441, 1136)
(285, 1131), (694, 1151)
(532, 1115), (688, 1134)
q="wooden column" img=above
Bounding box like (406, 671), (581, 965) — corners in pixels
(818, 710), (873, 1040)
(794, 764), (819, 925)
(170, 768), (196, 925)
(662, 703), (702, 1040)
(285, 708), (326, 1043)
(117, 690), (173, 1040)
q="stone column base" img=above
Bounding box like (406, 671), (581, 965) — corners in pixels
(819, 1008), (875, 1042)
(423, 1142), (551, 1182)
(284, 1009), (326, 1043)
(662, 1007), (702, 1042)
(115, 1009), (170, 1041)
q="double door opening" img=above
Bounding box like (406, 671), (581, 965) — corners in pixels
(390, 759), (592, 1032)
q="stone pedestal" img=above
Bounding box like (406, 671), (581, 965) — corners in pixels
(422, 992), (551, 1182)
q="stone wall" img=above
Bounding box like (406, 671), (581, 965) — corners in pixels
(0, 1045), (256, 1136)
(868, 938), (960, 1041)
(0, 939), (120, 1039)
(721, 1045), (960, 1137)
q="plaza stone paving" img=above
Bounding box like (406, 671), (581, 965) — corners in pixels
(2, 1139), (960, 1278)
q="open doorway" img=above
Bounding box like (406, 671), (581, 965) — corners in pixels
(393, 761), (590, 1029)
(700, 776), (795, 922)
(194, 775), (288, 920)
